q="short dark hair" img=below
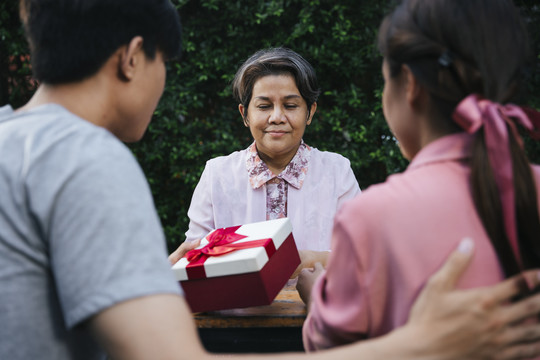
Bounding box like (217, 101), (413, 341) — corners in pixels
(20, 0), (182, 84)
(232, 47), (320, 115)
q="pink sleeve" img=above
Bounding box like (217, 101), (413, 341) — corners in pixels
(302, 215), (370, 351)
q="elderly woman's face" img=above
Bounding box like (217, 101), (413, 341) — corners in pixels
(239, 74), (316, 164)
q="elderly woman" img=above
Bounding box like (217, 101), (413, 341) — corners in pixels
(171, 48), (360, 274)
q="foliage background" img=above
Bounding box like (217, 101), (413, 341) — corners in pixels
(1, 1), (539, 251)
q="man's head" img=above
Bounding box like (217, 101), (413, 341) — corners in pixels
(19, 0), (182, 85)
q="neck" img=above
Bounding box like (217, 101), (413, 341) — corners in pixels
(409, 105), (459, 159)
(258, 144), (300, 175)
(421, 117), (460, 149)
(18, 75), (115, 131)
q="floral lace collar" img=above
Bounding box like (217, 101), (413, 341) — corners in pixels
(246, 141), (311, 190)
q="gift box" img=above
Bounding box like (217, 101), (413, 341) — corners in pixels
(172, 218), (300, 313)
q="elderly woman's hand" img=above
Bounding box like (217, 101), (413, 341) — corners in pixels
(168, 239), (201, 265)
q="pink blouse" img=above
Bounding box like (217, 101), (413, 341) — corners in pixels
(303, 133), (540, 351)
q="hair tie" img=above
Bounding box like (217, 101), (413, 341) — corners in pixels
(438, 50), (454, 68)
(452, 94), (540, 266)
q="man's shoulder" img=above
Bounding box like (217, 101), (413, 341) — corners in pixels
(2, 104), (133, 178)
(2, 104), (105, 138)
(17, 104), (123, 153)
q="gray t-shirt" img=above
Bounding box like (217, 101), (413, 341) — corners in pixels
(0, 104), (182, 359)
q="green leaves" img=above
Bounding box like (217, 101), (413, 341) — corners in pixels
(0, 2), (33, 108)
(134, 1), (399, 249)
(3, 0), (539, 250)
(134, 0), (540, 250)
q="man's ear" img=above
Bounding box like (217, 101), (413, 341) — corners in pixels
(117, 36), (144, 81)
(238, 104), (249, 127)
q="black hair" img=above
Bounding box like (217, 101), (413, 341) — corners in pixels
(232, 47), (320, 118)
(20, 0), (182, 84)
(378, 0), (540, 277)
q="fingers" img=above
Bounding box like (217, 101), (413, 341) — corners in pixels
(292, 252), (322, 278)
(497, 321), (540, 348)
(295, 262), (324, 279)
(168, 249), (182, 265)
(427, 237), (475, 291)
(520, 270), (540, 294)
(297, 266), (315, 279)
(168, 239), (201, 265)
(499, 291), (540, 326)
(297, 266), (322, 306)
(494, 340), (540, 360)
(298, 267), (311, 278)
(478, 271), (540, 307)
(291, 263), (303, 279)
(186, 238), (202, 250)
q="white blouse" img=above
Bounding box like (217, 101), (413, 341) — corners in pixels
(184, 144), (361, 251)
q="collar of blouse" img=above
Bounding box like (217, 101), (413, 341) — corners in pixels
(246, 140), (311, 190)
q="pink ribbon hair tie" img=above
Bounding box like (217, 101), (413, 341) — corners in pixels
(452, 94), (540, 266)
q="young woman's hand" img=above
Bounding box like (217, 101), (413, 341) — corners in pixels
(296, 262), (325, 306)
(291, 250), (328, 279)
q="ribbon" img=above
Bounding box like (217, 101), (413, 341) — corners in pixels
(452, 94), (540, 266)
(184, 226), (276, 280)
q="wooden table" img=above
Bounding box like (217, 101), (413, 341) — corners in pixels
(194, 284), (307, 353)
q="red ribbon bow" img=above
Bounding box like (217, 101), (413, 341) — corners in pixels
(452, 94), (540, 266)
(184, 226), (276, 280)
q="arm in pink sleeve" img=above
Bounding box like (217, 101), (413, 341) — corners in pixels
(302, 217), (369, 351)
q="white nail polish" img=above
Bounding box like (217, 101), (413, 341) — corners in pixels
(458, 237), (474, 254)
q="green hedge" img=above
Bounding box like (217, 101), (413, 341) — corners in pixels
(1, 1), (539, 251)
(134, 0), (407, 249)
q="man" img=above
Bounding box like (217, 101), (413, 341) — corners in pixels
(1, 1), (540, 359)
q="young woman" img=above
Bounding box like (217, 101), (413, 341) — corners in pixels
(300, 0), (540, 351)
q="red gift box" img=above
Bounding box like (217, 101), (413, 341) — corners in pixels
(171, 218), (300, 313)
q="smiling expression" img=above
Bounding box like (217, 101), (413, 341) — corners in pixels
(239, 74), (316, 171)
